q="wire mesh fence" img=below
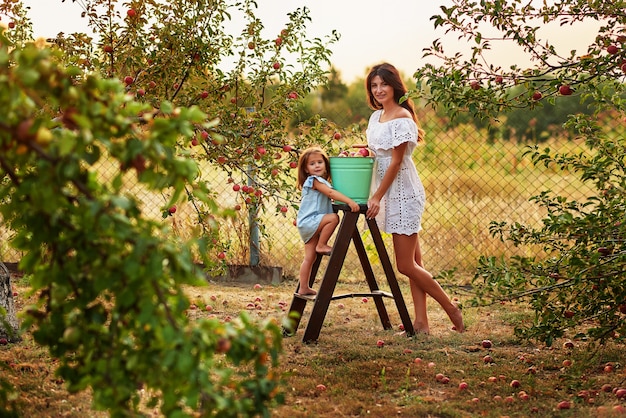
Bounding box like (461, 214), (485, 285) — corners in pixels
(0, 107), (597, 285)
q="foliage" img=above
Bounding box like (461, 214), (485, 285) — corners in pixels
(44, 0), (341, 247)
(413, 0), (626, 344)
(474, 131), (626, 346)
(0, 29), (283, 417)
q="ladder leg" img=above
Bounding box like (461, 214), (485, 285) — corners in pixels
(351, 228), (392, 329)
(367, 218), (415, 337)
(302, 211), (358, 343)
(283, 253), (323, 336)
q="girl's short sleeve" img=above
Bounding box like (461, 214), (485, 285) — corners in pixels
(303, 175), (331, 189)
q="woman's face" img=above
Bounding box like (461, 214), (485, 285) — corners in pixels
(370, 75), (394, 107)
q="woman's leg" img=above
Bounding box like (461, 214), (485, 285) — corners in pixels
(315, 213), (339, 255)
(411, 236), (429, 333)
(298, 238), (318, 295)
(393, 233), (465, 332)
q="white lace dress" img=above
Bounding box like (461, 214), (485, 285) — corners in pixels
(366, 109), (425, 235)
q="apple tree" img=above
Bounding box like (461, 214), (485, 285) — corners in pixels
(46, 0), (340, 265)
(411, 0), (626, 345)
(0, 28), (283, 417)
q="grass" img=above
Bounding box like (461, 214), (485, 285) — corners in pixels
(2, 273), (625, 417)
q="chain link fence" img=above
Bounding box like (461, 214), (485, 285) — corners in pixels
(0, 106), (597, 285)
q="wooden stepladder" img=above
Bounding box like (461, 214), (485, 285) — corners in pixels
(283, 204), (415, 343)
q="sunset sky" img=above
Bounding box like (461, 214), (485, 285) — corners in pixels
(22, 0), (600, 83)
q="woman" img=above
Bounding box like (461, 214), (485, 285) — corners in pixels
(364, 63), (464, 334)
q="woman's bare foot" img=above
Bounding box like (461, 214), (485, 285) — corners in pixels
(449, 305), (465, 333)
(315, 244), (333, 256)
(298, 288), (317, 296)
(413, 322), (430, 335)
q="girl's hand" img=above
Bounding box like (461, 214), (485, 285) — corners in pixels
(348, 200), (360, 212)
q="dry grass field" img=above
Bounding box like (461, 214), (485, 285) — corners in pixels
(2, 272), (625, 417)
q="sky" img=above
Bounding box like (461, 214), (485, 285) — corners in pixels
(21, 0), (600, 83)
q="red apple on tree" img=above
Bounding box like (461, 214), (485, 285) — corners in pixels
(273, 62), (281, 70)
(559, 84), (573, 95)
(127, 9), (137, 18)
(103, 45), (113, 53)
(124, 76), (134, 85)
(607, 45), (619, 54)
(470, 80), (480, 90)
(532, 91), (542, 101)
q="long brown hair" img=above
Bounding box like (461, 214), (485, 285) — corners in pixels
(366, 62), (425, 142)
(296, 146), (331, 190)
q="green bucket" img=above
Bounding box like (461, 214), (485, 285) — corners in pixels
(329, 156), (375, 204)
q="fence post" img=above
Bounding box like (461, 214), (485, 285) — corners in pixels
(245, 107), (260, 266)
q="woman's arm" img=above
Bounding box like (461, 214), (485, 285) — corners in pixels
(366, 142), (407, 218)
(312, 179), (360, 212)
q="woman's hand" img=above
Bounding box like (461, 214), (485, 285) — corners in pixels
(366, 197), (380, 219)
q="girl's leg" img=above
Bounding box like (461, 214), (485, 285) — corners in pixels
(298, 238), (318, 295)
(315, 213), (339, 255)
(393, 233), (465, 332)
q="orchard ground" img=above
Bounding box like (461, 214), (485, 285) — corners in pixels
(2, 273), (625, 417)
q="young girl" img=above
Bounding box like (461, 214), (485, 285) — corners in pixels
(296, 146), (360, 296)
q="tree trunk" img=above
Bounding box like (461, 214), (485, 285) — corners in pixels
(0, 261), (20, 343)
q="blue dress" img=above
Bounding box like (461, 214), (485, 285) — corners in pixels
(297, 175), (334, 243)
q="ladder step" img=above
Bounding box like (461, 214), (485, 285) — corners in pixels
(294, 293), (317, 302)
(330, 290), (394, 301)
(294, 290), (393, 302)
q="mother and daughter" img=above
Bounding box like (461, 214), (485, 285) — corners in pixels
(295, 62), (464, 334)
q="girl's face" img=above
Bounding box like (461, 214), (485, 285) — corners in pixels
(370, 75), (394, 107)
(305, 152), (327, 177)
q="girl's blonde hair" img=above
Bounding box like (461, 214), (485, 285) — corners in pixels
(297, 146), (331, 189)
